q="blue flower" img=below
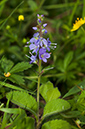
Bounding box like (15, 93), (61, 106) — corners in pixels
(26, 14), (57, 64)
(30, 55), (37, 64)
(47, 38), (51, 51)
(43, 23), (47, 27)
(30, 33), (39, 43)
(30, 37), (37, 43)
(29, 43), (39, 54)
(39, 38), (48, 47)
(39, 48), (50, 62)
(37, 14), (44, 23)
(33, 32), (39, 37)
(42, 29), (48, 34)
(32, 27), (37, 30)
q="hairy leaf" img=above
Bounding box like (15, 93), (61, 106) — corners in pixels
(0, 81), (25, 92)
(40, 81), (61, 102)
(41, 119), (71, 129)
(43, 99), (71, 119)
(40, 81), (53, 102)
(46, 88), (61, 102)
(6, 91), (38, 114)
(0, 108), (22, 114)
(10, 62), (32, 73)
(9, 74), (25, 85)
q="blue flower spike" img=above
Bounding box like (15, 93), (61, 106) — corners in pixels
(26, 14), (57, 64)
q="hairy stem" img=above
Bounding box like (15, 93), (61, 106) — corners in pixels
(36, 59), (41, 129)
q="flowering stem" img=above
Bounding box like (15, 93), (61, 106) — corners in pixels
(18, 21), (22, 38)
(36, 59), (41, 129)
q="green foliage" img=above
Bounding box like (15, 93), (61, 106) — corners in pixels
(0, 108), (22, 114)
(0, 1), (24, 29)
(8, 110), (26, 129)
(0, 57), (14, 73)
(0, 0), (8, 16)
(60, 111), (81, 118)
(0, 81), (26, 91)
(9, 116), (35, 129)
(43, 99), (71, 119)
(76, 90), (85, 112)
(28, 0), (38, 11)
(40, 81), (61, 102)
(0, 57), (32, 85)
(63, 80), (85, 98)
(1, 109), (35, 129)
(0, 0), (85, 128)
(64, 51), (73, 70)
(6, 91), (38, 114)
(41, 119), (71, 129)
(56, 51), (77, 83)
(10, 62), (32, 73)
(8, 74), (25, 85)
(0, 85), (6, 99)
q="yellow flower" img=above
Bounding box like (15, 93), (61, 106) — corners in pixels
(71, 17), (85, 31)
(4, 72), (11, 77)
(18, 15), (24, 21)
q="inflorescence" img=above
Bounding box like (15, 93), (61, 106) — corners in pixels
(25, 14), (57, 64)
(18, 15), (24, 21)
(71, 17), (85, 31)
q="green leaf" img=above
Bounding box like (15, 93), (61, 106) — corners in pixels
(46, 88), (61, 102)
(67, 62), (77, 71)
(28, 0), (38, 11)
(0, 57), (14, 73)
(9, 74), (25, 85)
(63, 80), (85, 98)
(40, 81), (53, 102)
(6, 91), (38, 115)
(43, 66), (54, 73)
(76, 51), (85, 60)
(41, 119), (71, 129)
(19, 116), (35, 129)
(7, 110), (26, 129)
(43, 2), (77, 9)
(10, 62), (32, 73)
(40, 81), (61, 102)
(0, 108), (22, 114)
(68, 0), (79, 26)
(9, 116), (35, 129)
(77, 90), (85, 108)
(64, 51), (73, 70)
(0, 0), (7, 6)
(79, 115), (85, 123)
(43, 99), (71, 119)
(78, 90), (85, 99)
(0, 81), (25, 92)
(60, 111), (81, 118)
(0, 0), (8, 16)
(62, 24), (71, 31)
